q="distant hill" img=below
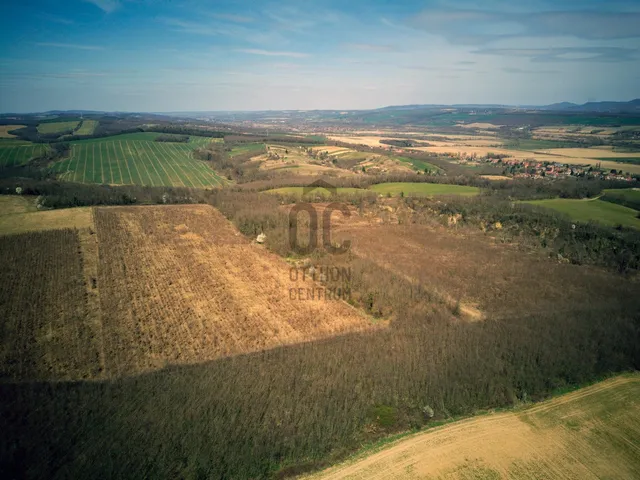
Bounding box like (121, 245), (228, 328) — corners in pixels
(540, 99), (640, 113)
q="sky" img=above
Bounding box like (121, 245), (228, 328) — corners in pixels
(0, 0), (639, 112)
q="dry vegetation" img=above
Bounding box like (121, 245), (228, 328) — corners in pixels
(0, 195), (639, 478)
(0, 205), (93, 235)
(0, 229), (101, 380)
(0, 125), (24, 138)
(327, 132), (640, 174)
(94, 205), (372, 377)
(308, 374), (640, 480)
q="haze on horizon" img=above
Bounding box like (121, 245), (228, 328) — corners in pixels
(1, 0), (639, 113)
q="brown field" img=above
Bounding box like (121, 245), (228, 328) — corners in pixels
(0, 125), (25, 138)
(540, 147), (640, 158)
(0, 206), (93, 235)
(0, 195), (38, 215)
(327, 135), (392, 148)
(411, 145), (640, 174)
(0, 229), (101, 380)
(308, 374), (640, 480)
(327, 131), (640, 173)
(94, 205), (372, 378)
(332, 219), (637, 320)
(0, 204), (373, 381)
(459, 122), (500, 130)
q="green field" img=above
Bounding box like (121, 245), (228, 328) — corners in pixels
(188, 136), (222, 147)
(526, 197), (640, 229)
(370, 182), (480, 197)
(393, 156), (442, 173)
(603, 188), (640, 203)
(0, 142), (47, 168)
(229, 142), (266, 157)
(53, 134), (225, 187)
(75, 120), (99, 136)
(37, 120), (80, 134)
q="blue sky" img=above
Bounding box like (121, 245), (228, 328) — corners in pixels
(0, 0), (639, 112)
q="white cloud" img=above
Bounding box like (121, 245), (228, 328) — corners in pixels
(236, 49), (310, 58)
(35, 42), (105, 51)
(84, 0), (120, 14)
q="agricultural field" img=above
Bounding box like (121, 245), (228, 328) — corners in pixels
(52, 133), (225, 187)
(327, 132), (640, 174)
(0, 125), (24, 138)
(265, 186), (367, 198)
(526, 197), (640, 229)
(370, 182), (480, 197)
(229, 142), (266, 157)
(331, 219), (633, 319)
(93, 205), (371, 377)
(603, 188), (640, 207)
(74, 119), (99, 135)
(0, 199), (638, 478)
(393, 155), (441, 173)
(36, 120), (80, 134)
(0, 229), (100, 380)
(0, 141), (47, 167)
(309, 374), (640, 480)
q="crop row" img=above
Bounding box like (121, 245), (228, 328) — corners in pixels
(0, 144), (47, 168)
(54, 139), (225, 187)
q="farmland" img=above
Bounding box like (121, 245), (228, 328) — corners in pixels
(0, 141), (47, 167)
(0, 198), (639, 478)
(52, 133), (225, 187)
(370, 182), (480, 196)
(526, 197), (640, 229)
(36, 120), (80, 134)
(329, 133), (640, 175)
(75, 119), (99, 135)
(309, 374), (640, 480)
(0, 229), (100, 380)
(266, 186), (367, 198)
(230, 142), (266, 157)
(93, 205), (370, 377)
(0, 125), (24, 138)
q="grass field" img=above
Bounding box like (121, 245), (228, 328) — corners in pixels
(526, 197), (640, 229)
(36, 120), (80, 134)
(393, 155), (442, 173)
(0, 142), (47, 168)
(370, 182), (480, 196)
(309, 374), (640, 480)
(603, 188), (640, 203)
(75, 119), (98, 135)
(229, 142), (266, 157)
(53, 133), (225, 187)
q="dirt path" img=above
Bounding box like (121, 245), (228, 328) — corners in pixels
(306, 375), (640, 480)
